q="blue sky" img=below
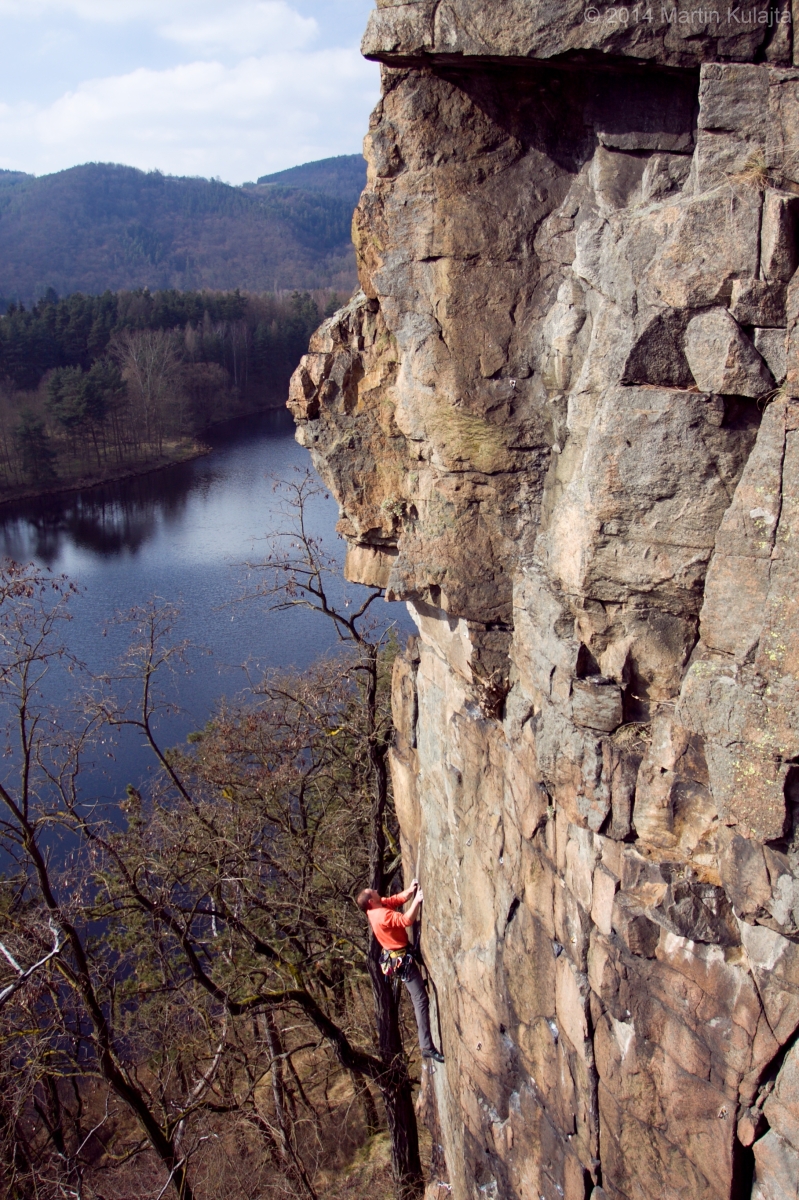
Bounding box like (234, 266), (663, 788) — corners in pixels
(0, 0), (380, 182)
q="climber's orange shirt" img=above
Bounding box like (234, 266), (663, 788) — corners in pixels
(367, 895), (414, 951)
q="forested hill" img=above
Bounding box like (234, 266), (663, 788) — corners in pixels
(0, 287), (337, 495)
(0, 156), (366, 306)
(256, 154), (366, 206)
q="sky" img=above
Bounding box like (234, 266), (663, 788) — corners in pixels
(0, 0), (380, 184)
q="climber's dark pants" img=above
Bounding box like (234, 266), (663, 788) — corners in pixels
(402, 961), (436, 1055)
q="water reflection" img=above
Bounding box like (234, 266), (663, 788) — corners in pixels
(0, 410), (293, 565)
(0, 408), (413, 799)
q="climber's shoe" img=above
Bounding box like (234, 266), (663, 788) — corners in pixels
(424, 1049), (445, 1063)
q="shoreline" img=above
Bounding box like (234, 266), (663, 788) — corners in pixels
(0, 402), (291, 511)
(0, 440), (213, 510)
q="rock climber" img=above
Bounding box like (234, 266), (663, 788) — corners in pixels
(356, 879), (445, 1063)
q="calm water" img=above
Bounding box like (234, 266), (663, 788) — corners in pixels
(0, 409), (411, 798)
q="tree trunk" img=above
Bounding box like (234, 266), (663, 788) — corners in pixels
(377, 1065), (425, 1200)
(366, 648), (388, 898)
(352, 1073), (380, 1138)
(367, 943), (424, 1196)
(263, 1012), (318, 1200)
(89, 423), (103, 468)
(362, 643), (425, 1199)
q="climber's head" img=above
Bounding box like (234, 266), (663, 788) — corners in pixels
(356, 888), (381, 912)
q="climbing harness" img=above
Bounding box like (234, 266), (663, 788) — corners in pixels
(379, 947), (415, 981)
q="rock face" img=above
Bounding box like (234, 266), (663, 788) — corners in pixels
(289, 6), (799, 1198)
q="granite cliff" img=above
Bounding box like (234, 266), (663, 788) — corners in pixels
(289, 5), (799, 1198)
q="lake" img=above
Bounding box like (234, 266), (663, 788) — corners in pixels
(0, 408), (412, 799)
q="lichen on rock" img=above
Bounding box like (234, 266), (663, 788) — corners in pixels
(290, 8), (799, 1199)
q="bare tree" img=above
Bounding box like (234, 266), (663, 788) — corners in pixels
(0, 919), (63, 1010)
(241, 472), (424, 1197)
(86, 469), (424, 1198)
(0, 561), (221, 1200)
(111, 328), (184, 455)
(90, 592), (422, 1198)
(0, 470), (425, 1200)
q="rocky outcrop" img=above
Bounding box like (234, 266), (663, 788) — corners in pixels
(362, 0), (794, 70)
(290, 6), (799, 1198)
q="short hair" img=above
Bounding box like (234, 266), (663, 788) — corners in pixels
(356, 889), (372, 912)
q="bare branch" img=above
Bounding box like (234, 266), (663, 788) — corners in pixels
(0, 920), (63, 1010)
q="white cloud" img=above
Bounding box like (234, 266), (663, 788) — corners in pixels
(0, 0), (205, 20)
(0, 49), (379, 182)
(160, 2), (317, 56)
(0, 0), (378, 182)
(0, 0), (318, 45)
